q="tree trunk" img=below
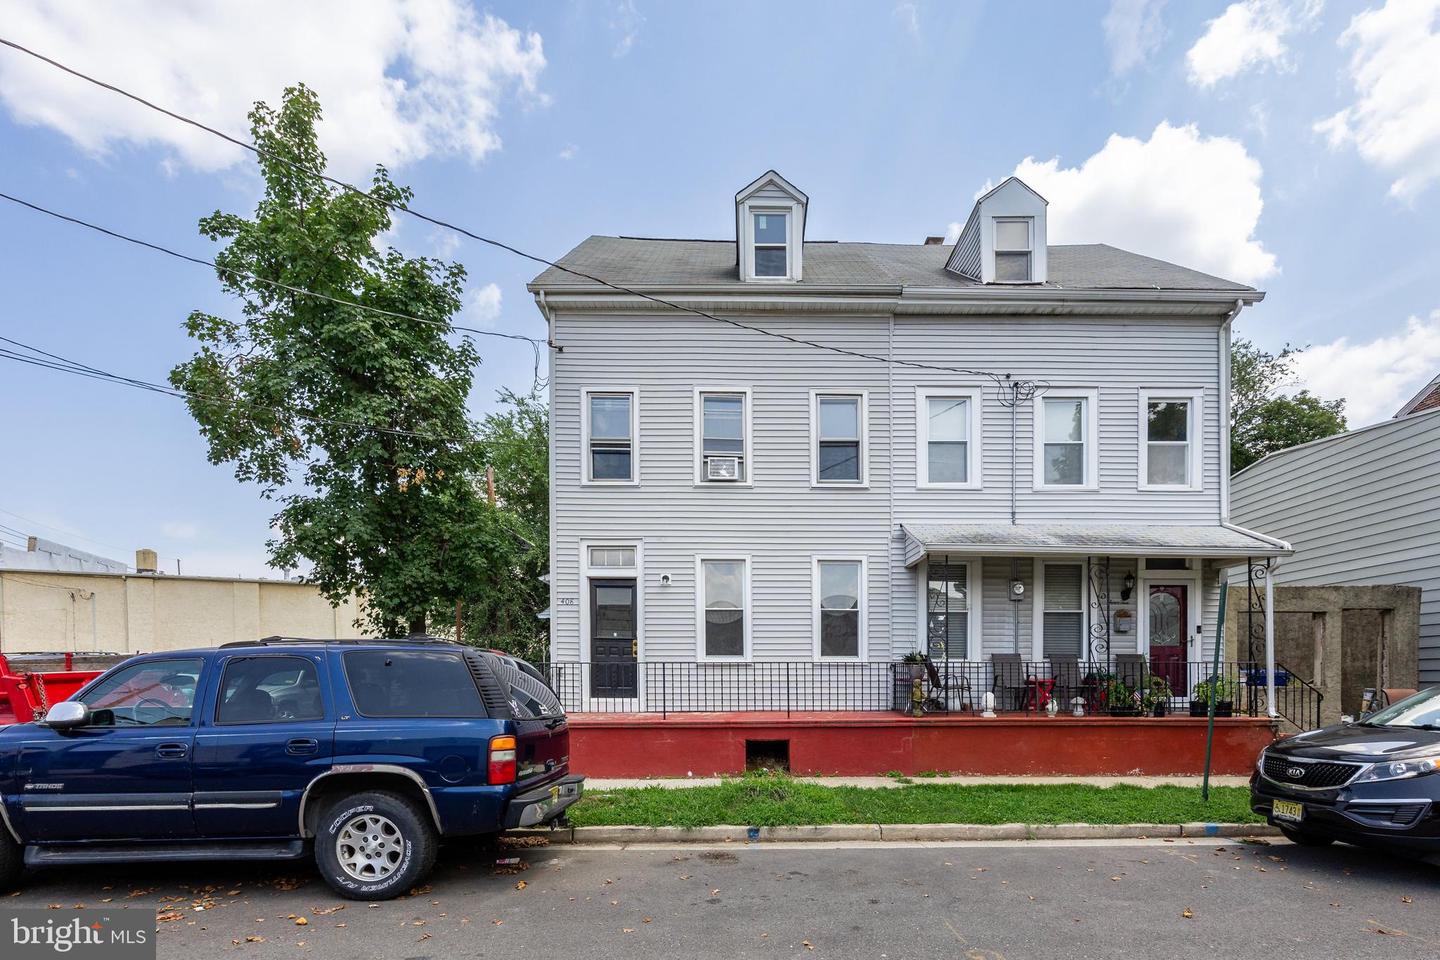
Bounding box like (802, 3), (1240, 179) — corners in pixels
(408, 613), (427, 637)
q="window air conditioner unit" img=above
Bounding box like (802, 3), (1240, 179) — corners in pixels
(706, 456), (741, 481)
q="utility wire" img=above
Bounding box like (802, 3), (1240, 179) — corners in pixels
(0, 35), (1042, 399)
(0, 191), (542, 347)
(0, 335), (472, 444)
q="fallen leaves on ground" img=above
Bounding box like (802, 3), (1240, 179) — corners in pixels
(312, 905), (345, 916)
(802, 940), (815, 950)
(156, 910), (184, 923)
(514, 880), (527, 891)
(271, 878), (305, 891)
(1182, 909), (1194, 919)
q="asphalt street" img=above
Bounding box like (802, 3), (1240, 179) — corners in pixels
(9, 837), (1439, 959)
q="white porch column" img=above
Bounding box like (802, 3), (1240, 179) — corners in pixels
(1264, 559), (1277, 719)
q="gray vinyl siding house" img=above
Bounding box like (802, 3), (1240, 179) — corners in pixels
(1231, 405), (1440, 684)
(529, 172), (1289, 708)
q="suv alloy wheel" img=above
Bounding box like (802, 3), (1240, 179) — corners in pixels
(314, 790), (438, 900)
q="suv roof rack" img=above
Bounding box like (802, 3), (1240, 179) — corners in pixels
(217, 636), (461, 649)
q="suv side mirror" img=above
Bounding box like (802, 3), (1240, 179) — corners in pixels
(44, 701), (90, 729)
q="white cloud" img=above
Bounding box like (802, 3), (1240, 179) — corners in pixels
(161, 521), (198, 540)
(894, 1), (922, 38)
(1103, 0), (1168, 76)
(610, 0), (644, 57)
(0, 0), (546, 178)
(1186, 0), (1323, 88)
(558, 143), (579, 161)
(465, 282), (503, 328)
(1315, 0), (1440, 199)
(1009, 121), (1277, 284)
(1292, 309), (1440, 424)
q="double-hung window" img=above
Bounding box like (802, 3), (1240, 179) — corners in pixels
(698, 391), (748, 482)
(698, 557), (748, 659)
(1035, 390), (1097, 489)
(752, 212), (788, 278)
(815, 559), (864, 658)
(918, 388), (981, 487)
(814, 393), (865, 484)
(1041, 563), (1085, 658)
(1140, 390), (1201, 489)
(924, 560), (969, 660)
(994, 218), (1033, 282)
(585, 391), (635, 483)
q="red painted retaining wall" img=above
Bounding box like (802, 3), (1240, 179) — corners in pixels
(567, 712), (1276, 778)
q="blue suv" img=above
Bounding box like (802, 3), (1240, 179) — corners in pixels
(0, 638), (582, 900)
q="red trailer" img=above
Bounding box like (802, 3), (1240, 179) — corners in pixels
(0, 653), (124, 726)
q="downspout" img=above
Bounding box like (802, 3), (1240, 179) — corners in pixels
(537, 290), (560, 662)
(1219, 298), (1243, 523)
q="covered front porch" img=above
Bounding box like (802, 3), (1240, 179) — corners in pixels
(897, 521), (1310, 725)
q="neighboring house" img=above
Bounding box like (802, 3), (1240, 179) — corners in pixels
(1231, 394), (1440, 685)
(528, 172), (1290, 711)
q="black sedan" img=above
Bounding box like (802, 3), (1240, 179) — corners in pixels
(1252, 686), (1440, 852)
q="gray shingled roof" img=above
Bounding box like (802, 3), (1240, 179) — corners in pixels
(530, 236), (1254, 292)
(901, 523), (1289, 565)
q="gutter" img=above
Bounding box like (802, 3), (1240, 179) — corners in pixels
(1219, 297), (1243, 522)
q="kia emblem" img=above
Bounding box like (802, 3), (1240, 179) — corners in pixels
(1286, 766), (1305, 779)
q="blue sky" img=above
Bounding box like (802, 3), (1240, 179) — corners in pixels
(1, 0), (1437, 576)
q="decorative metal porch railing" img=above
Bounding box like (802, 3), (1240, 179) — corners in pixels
(537, 658), (1323, 727)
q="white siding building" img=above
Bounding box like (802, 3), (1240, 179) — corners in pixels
(530, 172), (1290, 710)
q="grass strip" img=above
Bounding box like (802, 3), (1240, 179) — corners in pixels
(569, 777), (1260, 829)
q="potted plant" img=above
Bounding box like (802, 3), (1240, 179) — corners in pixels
(1190, 676), (1236, 717)
(1104, 678), (1141, 717)
(1141, 675), (1172, 717)
(899, 651), (928, 681)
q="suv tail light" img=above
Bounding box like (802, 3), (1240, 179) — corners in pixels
(488, 735), (517, 784)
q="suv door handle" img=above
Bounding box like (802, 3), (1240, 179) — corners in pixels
(286, 737), (320, 756)
(156, 742), (188, 760)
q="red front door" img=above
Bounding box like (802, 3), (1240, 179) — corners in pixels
(1148, 584), (1187, 694)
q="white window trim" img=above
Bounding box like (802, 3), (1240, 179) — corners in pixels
(1137, 388), (1204, 492)
(915, 386), (983, 490)
(811, 556), (868, 661)
(1136, 559), (1203, 661)
(810, 390), (869, 487)
(578, 539), (644, 707)
(915, 557), (982, 662)
(1031, 558), (1090, 661)
(693, 387), (754, 487)
(739, 200), (802, 282)
(992, 216), (1034, 284)
(695, 554), (752, 662)
(1032, 387), (1100, 492)
(581, 388), (639, 486)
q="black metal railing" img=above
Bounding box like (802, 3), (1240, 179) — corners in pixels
(538, 658), (1323, 726)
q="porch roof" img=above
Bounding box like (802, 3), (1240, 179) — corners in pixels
(900, 522), (1291, 566)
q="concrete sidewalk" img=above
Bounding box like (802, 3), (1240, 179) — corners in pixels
(586, 774), (1253, 790)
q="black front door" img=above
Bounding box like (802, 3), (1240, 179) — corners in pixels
(590, 578), (638, 698)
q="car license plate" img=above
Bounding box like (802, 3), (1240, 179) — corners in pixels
(1272, 799), (1304, 823)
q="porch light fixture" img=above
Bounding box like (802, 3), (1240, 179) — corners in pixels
(1121, 571), (1136, 602)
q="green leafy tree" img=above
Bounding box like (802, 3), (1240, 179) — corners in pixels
(170, 85), (485, 636)
(1231, 337), (1347, 473)
(436, 390), (550, 663)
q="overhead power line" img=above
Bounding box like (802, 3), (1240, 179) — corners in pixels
(0, 191), (543, 348)
(0, 35), (1041, 399)
(0, 334), (472, 444)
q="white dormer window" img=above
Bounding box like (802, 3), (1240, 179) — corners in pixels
(994, 218), (1033, 282)
(752, 212), (789, 277)
(946, 176), (1048, 284)
(736, 170), (807, 282)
